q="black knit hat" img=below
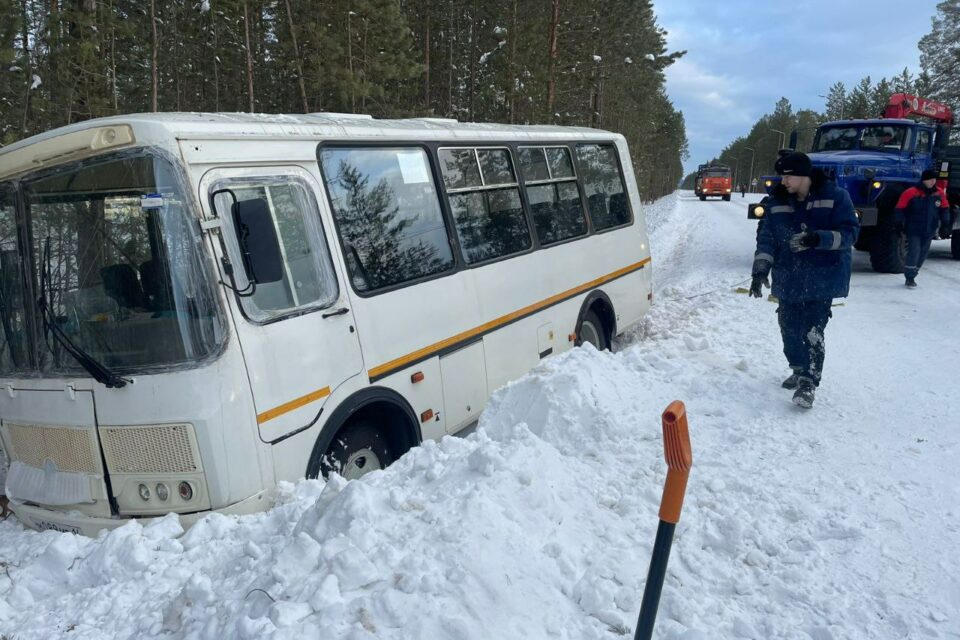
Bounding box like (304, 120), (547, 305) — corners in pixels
(921, 169), (938, 181)
(775, 152), (813, 177)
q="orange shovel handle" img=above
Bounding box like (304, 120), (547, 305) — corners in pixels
(658, 401), (693, 524)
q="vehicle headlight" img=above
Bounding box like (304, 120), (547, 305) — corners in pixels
(872, 181), (882, 190)
(753, 206), (765, 218)
(764, 180), (773, 187)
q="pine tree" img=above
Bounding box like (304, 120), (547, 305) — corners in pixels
(845, 76), (872, 119)
(918, 1), (960, 106)
(824, 82), (847, 121)
(870, 77), (893, 116)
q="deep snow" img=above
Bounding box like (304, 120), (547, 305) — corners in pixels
(1, 191), (958, 640)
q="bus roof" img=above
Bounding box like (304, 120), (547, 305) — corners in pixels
(0, 112), (623, 180)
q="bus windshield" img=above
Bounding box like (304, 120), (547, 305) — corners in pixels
(0, 150), (225, 377)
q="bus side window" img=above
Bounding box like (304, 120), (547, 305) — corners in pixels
(519, 146), (587, 246)
(211, 178), (339, 321)
(440, 147), (533, 264)
(575, 144), (631, 230)
(320, 147), (455, 293)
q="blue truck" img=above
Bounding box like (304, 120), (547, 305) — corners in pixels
(751, 93), (960, 272)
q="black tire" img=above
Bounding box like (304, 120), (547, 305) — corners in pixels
(722, 195), (731, 201)
(869, 208), (906, 273)
(854, 227), (873, 252)
(319, 421), (394, 480)
(698, 195), (706, 201)
(577, 309), (608, 351)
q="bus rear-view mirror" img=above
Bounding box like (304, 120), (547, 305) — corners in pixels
(231, 198), (284, 285)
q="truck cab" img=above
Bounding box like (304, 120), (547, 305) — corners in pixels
(758, 96), (960, 272)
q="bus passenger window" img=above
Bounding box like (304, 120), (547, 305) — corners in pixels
(440, 146), (532, 264)
(320, 147), (455, 293)
(575, 144), (631, 230)
(519, 146), (586, 245)
(212, 178), (339, 320)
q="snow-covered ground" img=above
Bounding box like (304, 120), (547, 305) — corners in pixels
(1, 191), (958, 639)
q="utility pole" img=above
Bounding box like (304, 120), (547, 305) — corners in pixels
(744, 146), (755, 193)
(769, 128), (786, 150)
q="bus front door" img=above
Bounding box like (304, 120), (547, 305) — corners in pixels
(199, 165), (365, 444)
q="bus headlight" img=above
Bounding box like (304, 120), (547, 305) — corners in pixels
(99, 423), (209, 515)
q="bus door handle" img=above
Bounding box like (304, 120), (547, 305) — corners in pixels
(322, 307), (350, 319)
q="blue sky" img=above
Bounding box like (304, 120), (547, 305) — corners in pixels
(653, 0), (942, 174)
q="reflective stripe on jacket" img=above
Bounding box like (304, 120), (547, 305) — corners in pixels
(754, 175), (859, 302)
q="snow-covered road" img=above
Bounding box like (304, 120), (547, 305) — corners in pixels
(1, 191), (958, 639)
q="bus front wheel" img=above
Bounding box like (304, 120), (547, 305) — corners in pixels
(320, 421), (395, 481)
(577, 310), (609, 351)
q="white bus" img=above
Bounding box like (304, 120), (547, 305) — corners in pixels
(0, 113), (652, 536)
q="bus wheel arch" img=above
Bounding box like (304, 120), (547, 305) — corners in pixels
(305, 387), (421, 480)
(575, 292), (616, 351)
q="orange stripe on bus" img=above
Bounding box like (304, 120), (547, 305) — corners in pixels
(367, 257), (651, 380)
(257, 386), (331, 424)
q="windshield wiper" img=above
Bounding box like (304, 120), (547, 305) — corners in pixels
(37, 237), (129, 389)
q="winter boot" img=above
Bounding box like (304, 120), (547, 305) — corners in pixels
(905, 277), (917, 288)
(781, 373), (801, 390)
(792, 378), (816, 409)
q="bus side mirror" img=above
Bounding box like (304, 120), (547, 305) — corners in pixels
(788, 130), (798, 150)
(231, 198), (284, 285)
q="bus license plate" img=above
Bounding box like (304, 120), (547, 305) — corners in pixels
(34, 519), (81, 535)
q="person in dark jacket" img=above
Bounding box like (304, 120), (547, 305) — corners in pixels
(749, 152), (860, 408)
(894, 169), (951, 287)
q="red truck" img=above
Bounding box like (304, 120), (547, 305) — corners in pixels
(695, 163), (733, 201)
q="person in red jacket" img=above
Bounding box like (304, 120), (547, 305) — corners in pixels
(894, 169), (951, 287)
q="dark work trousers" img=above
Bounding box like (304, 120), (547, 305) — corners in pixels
(904, 235), (934, 280)
(777, 300), (833, 386)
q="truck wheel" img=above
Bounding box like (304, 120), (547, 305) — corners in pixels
(854, 227), (873, 251)
(699, 195), (706, 201)
(722, 195), (731, 201)
(869, 210), (905, 273)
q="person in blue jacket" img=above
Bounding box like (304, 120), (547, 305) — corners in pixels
(894, 169), (951, 287)
(749, 152), (860, 409)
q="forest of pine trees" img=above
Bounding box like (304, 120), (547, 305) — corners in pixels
(0, 0), (689, 201)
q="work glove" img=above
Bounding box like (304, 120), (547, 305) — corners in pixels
(749, 275), (769, 298)
(789, 231), (820, 252)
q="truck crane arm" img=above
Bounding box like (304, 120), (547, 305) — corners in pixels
(882, 93), (954, 125)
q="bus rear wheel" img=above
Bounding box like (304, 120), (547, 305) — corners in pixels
(320, 421), (395, 480)
(577, 310), (608, 351)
